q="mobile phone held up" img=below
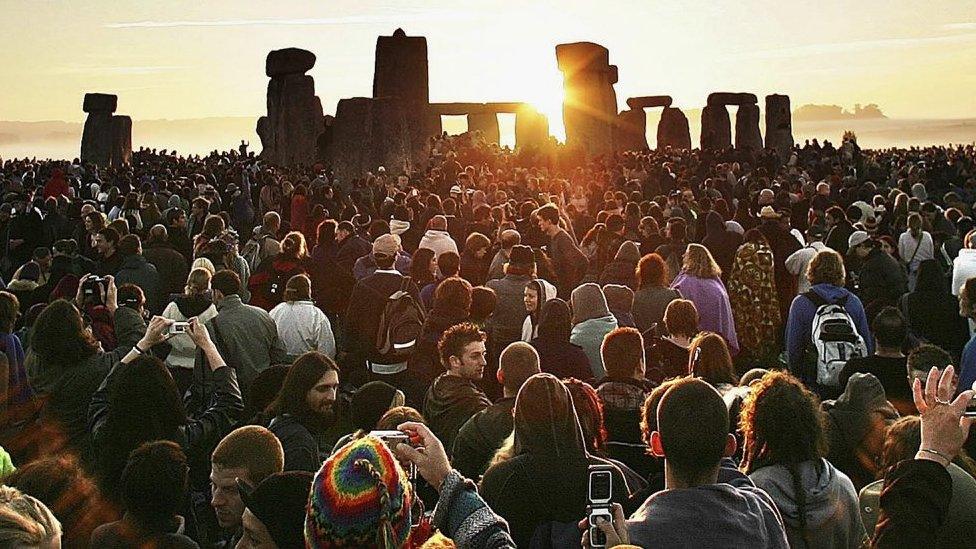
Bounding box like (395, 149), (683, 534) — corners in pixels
(965, 396), (976, 417)
(587, 464), (614, 548)
(169, 322), (190, 335)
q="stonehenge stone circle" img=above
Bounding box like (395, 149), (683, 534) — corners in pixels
(734, 103), (763, 150)
(257, 48), (326, 166)
(556, 42), (618, 156)
(374, 28), (431, 163)
(80, 93), (131, 166)
(707, 92), (758, 106)
(626, 96), (672, 110)
(658, 107), (692, 150)
(326, 97), (412, 184)
(613, 109), (648, 151)
(701, 104), (732, 150)
(765, 94), (794, 159)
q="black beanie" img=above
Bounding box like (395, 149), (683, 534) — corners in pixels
(243, 471), (313, 549)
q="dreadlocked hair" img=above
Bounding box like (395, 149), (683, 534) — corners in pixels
(739, 371), (827, 547)
(355, 459), (398, 549)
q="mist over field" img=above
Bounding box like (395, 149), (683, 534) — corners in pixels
(2, 115), (975, 161)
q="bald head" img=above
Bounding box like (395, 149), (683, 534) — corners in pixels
(499, 342), (541, 395)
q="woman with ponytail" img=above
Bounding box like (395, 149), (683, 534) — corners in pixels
(248, 231), (309, 310)
(739, 371), (866, 549)
(898, 212), (934, 292)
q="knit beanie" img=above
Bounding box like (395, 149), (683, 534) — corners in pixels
(350, 381), (399, 431)
(244, 471), (313, 549)
(571, 283), (611, 323)
(306, 435), (413, 548)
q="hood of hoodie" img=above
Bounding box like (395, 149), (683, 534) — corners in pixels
(824, 372), (899, 450)
(571, 283), (612, 323)
(173, 294), (215, 318)
(809, 283), (855, 304)
(529, 279), (558, 307)
(614, 240), (641, 263)
(423, 229), (452, 242)
(390, 219), (410, 235)
(705, 211), (727, 238)
(749, 459), (857, 531)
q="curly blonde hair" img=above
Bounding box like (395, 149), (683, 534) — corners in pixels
(682, 243), (721, 279)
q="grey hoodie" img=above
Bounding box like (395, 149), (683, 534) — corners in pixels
(750, 458), (866, 549)
(627, 473), (790, 549)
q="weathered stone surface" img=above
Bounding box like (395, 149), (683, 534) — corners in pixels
(707, 92), (758, 106)
(467, 112), (500, 144)
(83, 93), (117, 113)
(627, 96), (672, 110)
(556, 41), (618, 156)
(765, 94), (794, 159)
(110, 115), (132, 166)
(81, 113), (131, 166)
(514, 106), (549, 150)
(613, 109), (648, 151)
(374, 28), (429, 105)
(734, 104), (762, 150)
(266, 48), (316, 77)
(373, 28), (430, 164)
(258, 57), (326, 166)
(657, 107), (691, 150)
(326, 97), (411, 183)
(701, 104), (732, 150)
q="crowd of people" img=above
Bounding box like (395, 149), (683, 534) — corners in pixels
(0, 131), (974, 547)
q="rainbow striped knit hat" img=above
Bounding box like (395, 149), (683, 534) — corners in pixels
(305, 435), (413, 548)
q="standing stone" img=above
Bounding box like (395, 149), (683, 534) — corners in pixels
(613, 109), (647, 151)
(374, 28), (431, 164)
(514, 106), (549, 150)
(326, 97), (412, 184)
(467, 112), (500, 144)
(257, 48), (326, 167)
(80, 93), (131, 166)
(765, 94), (794, 159)
(657, 107), (691, 150)
(734, 104), (762, 151)
(556, 42), (618, 156)
(701, 104), (732, 151)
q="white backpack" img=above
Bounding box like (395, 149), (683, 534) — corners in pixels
(804, 290), (867, 387)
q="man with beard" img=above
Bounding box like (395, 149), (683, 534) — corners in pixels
(266, 351), (339, 473)
(423, 322), (492, 458)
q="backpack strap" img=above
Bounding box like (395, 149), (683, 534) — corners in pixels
(802, 290), (827, 308)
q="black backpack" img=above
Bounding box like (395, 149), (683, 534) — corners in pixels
(374, 276), (425, 363)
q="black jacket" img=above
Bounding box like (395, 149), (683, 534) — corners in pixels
(452, 396), (515, 480)
(268, 414), (320, 473)
(423, 373), (491, 458)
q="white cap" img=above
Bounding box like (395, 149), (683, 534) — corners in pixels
(849, 230), (870, 249)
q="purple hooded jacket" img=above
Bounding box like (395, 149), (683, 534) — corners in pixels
(671, 272), (739, 356)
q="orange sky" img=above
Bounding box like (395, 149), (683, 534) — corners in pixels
(2, 0), (975, 140)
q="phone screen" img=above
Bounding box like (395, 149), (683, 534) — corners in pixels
(589, 471), (612, 502)
(965, 397), (976, 417)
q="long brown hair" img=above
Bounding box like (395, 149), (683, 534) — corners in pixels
(688, 332), (737, 385)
